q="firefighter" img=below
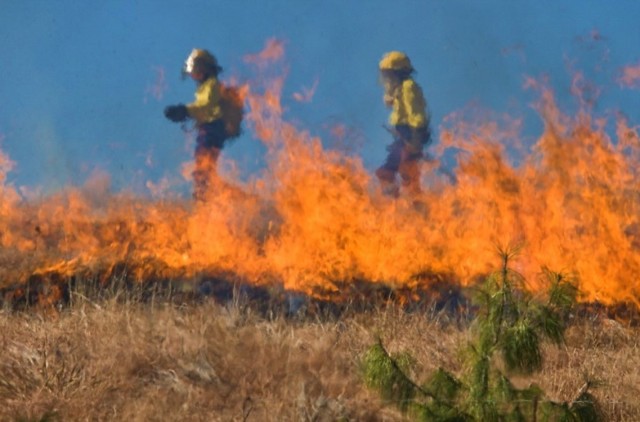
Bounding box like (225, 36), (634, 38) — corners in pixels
(376, 51), (431, 197)
(164, 48), (230, 201)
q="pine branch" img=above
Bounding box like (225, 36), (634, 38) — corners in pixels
(374, 337), (437, 400)
(572, 381), (590, 403)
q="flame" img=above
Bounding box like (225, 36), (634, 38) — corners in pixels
(1, 40), (640, 308)
(618, 62), (640, 89)
(292, 79), (318, 103)
(243, 38), (285, 66)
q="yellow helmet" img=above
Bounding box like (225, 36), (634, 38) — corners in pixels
(182, 48), (222, 77)
(379, 51), (414, 72)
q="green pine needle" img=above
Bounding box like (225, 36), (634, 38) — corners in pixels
(533, 305), (565, 344)
(362, 342), (416, 410)
(501, 321), (542, 374)
(424, 368), (463, 402)
(571, 392), (601, 422)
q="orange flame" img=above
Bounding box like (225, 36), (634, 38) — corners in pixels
(618, 62), (640, 88)
(244, 38), (285, 66)
(292, 79), (318, 103)
(0, 40), (639, 308)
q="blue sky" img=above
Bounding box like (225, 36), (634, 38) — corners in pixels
(2, 1), (640, 194)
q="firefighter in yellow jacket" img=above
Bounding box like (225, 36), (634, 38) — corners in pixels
(376, 51), (431, 197)
(164, 48), (230, 200)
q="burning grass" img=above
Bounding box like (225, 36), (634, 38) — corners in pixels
(2, 39), (640, 419)
(0, 288), (638, 421)
(1, 40), (640, 310)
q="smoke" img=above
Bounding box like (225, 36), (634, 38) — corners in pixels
(144, 65), (168, 103)
(34, 119), (75, 192)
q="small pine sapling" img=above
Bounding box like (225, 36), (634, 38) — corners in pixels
(362, 247), (602, 421)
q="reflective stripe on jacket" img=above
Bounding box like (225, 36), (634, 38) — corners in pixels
(388, 79), (429, 129)
(186, 77), (223, 125)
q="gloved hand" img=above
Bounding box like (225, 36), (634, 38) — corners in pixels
(164, 104), (189, 122)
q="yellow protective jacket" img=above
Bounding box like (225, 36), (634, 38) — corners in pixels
(388, 79), (429, 129)
(186, 77), (223, 125)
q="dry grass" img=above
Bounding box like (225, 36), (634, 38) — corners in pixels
(0, 293), (637, 421)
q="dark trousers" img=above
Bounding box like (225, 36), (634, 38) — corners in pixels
(376, 125), (430, 196)
(193, 119), (227, 200)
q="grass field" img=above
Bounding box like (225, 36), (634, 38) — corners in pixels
(0, 287), (638, 422)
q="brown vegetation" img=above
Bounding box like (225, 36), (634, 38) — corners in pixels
(0, 294), (638, 421)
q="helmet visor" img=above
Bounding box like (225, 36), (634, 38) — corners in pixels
(181, 53), (197, 79)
